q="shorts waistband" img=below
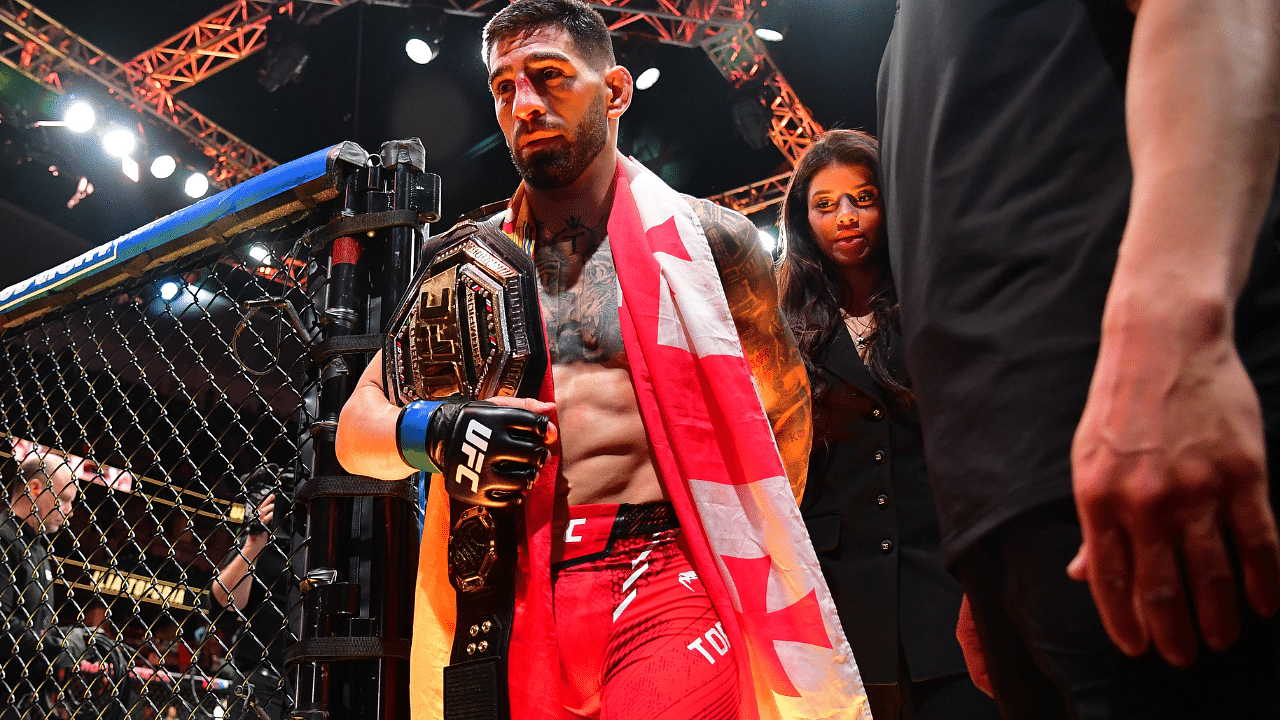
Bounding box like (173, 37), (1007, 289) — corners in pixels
(551, 501), (678, 566)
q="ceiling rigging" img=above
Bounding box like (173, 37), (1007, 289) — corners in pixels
(0, 0), (817, 213)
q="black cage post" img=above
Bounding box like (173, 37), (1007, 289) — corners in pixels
(290, 138), (438, 720)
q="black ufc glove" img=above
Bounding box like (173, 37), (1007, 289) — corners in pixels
(397, 399), (551, 507)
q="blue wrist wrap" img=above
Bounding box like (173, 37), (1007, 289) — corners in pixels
(397, 400), (444, 473)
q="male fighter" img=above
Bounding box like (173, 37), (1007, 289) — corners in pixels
(337, 1), (866, 718)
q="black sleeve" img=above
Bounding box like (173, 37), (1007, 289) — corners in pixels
(204, 539), (284, 633)
(0, 522), (55, 675)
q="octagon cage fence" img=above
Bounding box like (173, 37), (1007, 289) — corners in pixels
(0, 139), (440, 720)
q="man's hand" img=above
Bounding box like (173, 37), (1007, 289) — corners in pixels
(1066, 0), (1280, 670)
(483, 396), (559, 445)
(1070, 324), (1280, 668)
(956, 594), (992, 697)
(245, 494), (275, 545)
(400, 398), (554, 507)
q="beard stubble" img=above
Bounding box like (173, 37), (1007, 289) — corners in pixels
(511, 94), (609, 190)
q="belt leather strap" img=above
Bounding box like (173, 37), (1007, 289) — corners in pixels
(442, 498), (518, 720)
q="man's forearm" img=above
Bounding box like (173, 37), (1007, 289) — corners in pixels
(211, 542), (261, 612)
(335, 354), (417, 480)
(1112, 0), (1280, 319)
(1069, 0), (1280, 666)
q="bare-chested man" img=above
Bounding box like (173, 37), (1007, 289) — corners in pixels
(335, 1), (817, 717)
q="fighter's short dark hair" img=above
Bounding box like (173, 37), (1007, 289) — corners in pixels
(483, 0), (616, 70)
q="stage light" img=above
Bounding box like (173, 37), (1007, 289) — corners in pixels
(185, 173), (210, 198)
(248, 244), (271, 263)
(405, 38), (438, 64)
(102, 128), (135, 158)
(752, 0), (787, 43)
(151, 155), (176, 179)
(260, 10), (310, 92)
(731, 93), (773, 151)
(121, 156), (140, 182)
(159, 281), (180, 301)
(64, 102), (95, 133)
(635, 67), (661, 91)
(619, 39), (661, 92)
(405, 4), (446, 65)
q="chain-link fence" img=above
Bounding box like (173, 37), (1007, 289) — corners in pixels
(0, 140), (437, 720)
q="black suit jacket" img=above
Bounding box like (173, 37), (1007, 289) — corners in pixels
(799, 326), (968, 684)
(1, 512), (58, 687)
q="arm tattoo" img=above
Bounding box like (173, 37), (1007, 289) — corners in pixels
(690, 198), (813, 502)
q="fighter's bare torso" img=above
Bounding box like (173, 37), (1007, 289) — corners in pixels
(533, 213), (663, 506)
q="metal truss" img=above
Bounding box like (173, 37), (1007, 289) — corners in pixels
(706, 170), (790, 216)
(0, 0), (277, 187)
(703, 21), (822, 166)
(124, 1), (363, 99)
(118, 1), (286, 98)
(0, 0), (810, 204)
(699, 12), (821, 214)
(413, 0), (746, 47)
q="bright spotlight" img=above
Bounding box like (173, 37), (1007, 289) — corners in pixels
(757, 227), (778, 253)
(121, 156), (140, 183)
(248, 244), (271, 262)
(184, 173), (210, 198)
(159, 281), (180, 301)
(405, 37), (437, 64)
(151, 155), (176, 179)
(754, 27), (784, 42)
(635, 67), (661, 91)
(64, 102), (95, 133)
(102, 128), (136, 158)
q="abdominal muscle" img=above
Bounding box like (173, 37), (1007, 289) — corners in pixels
(552, 361), (665, 506)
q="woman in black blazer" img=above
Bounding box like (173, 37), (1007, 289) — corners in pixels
(777, 130), (998, 720)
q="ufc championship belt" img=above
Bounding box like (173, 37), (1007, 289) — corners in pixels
(383, 216), (546, 720)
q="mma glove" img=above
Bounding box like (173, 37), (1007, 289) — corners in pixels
(397, 399), (551, 507)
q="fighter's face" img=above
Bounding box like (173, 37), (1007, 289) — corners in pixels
(487, 26), (610, 190)
(807, 162), (883, 271)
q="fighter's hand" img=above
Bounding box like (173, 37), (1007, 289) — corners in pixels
(482, 396), (558, 446)
(398, 398), (553, 507)
(1069, 328), (1280, 668)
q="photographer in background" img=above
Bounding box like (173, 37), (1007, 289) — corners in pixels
(1, 450), (81, 719)
(206, 465), (293, 720)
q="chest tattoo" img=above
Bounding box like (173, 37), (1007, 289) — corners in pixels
(534, 219), (627, 366)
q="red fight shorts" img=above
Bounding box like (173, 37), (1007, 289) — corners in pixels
(551, 502), (739, 720)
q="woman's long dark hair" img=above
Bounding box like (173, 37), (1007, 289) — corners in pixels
(777, 129), (913, 405)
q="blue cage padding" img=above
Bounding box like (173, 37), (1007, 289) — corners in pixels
(0, 141), (369, 329)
